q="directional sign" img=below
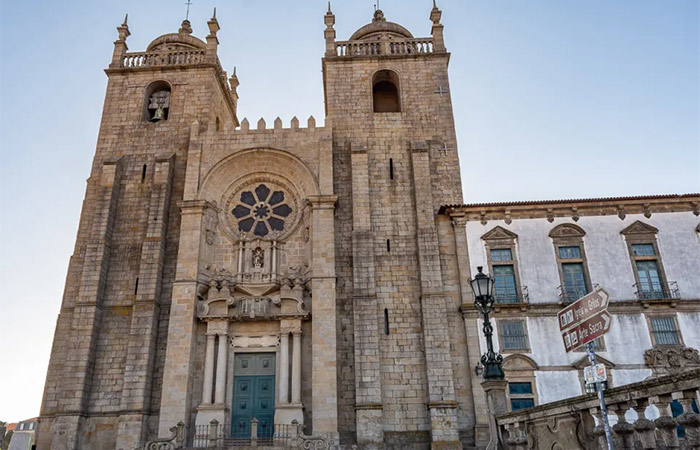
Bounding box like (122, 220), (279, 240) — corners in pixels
(562, 310), (612, 352)
(558, 288), (610, 332)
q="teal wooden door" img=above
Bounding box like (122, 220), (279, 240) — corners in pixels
(231, 353), (276, 439)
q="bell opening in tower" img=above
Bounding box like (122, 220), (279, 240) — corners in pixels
(372, 70), (401, 113)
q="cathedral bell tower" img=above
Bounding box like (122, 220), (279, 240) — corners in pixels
(38, 12), (240, 450)
(323, 3), (466, 449)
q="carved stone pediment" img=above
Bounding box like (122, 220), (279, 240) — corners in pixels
(621, 220), (659, 236)
(549, 223), (586, 238)
(644, 346), (700, 373)
(572, 355), (615, 370)
(502, 354), (538, 371)
(481, 226), (518, 242)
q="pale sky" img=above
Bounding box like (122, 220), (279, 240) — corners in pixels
(0, 0), (698, 422)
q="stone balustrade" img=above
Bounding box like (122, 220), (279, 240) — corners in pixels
(496, 368), (700, 450)
(334, 37), (435, 57)
(121, 49), (207, 68)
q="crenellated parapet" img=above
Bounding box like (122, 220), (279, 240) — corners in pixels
(236, 116), (322, 133)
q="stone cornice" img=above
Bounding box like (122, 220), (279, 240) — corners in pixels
(441, 194), (700, 224)
(460, 299), (700, 318)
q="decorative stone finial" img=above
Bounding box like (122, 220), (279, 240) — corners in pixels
(179, 19), (193, 35)
(116, 13), (131, 41)
(373, 9), (386, 23)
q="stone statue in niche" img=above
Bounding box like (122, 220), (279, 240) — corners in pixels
(252, 247), (264, 269)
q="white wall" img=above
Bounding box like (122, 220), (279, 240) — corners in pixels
(466, 211), (700, 302)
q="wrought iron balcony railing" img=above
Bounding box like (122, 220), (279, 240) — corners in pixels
(557, 284), (599, 303)
(634, 281), (680, 301)
(494, 286), (529, 304)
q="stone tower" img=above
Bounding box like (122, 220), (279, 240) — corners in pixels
(324, 4), (467, 449)
(38, 4), (478, 450)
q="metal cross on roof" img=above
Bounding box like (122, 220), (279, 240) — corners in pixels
(434, 86), (450, 97)
(185, 0), (193, 20)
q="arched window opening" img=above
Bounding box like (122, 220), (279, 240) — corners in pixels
(216, 116), (221, 132)
(144, 81), (171, 122)
(372, 70), (401, 113)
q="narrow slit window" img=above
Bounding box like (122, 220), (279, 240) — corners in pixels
(384, 308), (390, 335)
(134, 277), (139, 295)
(386, 239), (391, 252)
(389, 158), (394, 180)
(141, 164), (147, 183)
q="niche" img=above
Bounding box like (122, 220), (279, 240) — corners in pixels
(144, 80), (171, 122)
(372, 70), (401, 113)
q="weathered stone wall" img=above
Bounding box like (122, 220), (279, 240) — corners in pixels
(324, 47), (467, 447)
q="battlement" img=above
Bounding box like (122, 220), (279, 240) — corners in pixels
(236, 116), (323, 133)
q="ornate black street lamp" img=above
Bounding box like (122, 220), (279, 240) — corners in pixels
(470, 266), (505, 380)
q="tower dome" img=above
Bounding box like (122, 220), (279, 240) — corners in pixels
(349, 9), (413, 41)
(146, 19), (206, 52)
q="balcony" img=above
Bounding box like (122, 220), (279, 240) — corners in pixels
(557, 284), (599, 303)
(634, 281), (680, 301)
(494, 286), (529, 304)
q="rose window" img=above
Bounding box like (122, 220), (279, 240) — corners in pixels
(231, 184), (293, 237)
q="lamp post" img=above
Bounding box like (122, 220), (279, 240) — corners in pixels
(470, 266), (505, 380)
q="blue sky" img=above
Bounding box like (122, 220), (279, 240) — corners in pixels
(0, 0), (698, 422)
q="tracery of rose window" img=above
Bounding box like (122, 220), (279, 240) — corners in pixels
(231, 184), (293, 237)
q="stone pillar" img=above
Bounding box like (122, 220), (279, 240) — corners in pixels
(117, 154), (174, 450)
(159, 200), (213, 436)
(411, 141), (460, 449)
(308, 195), (339, 443)
(279, 331), (290, 404)
(291, 331), (302, 404)
(214, 332), (228, 404)
(349, 144), (384, 448)
(52, 157), (123, 450)
(481, 380), (508, 450)
(202, 334), (216, 405)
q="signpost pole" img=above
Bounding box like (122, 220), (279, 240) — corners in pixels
(587, 343), (614, 450)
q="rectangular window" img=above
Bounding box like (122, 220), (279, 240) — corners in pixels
(651, 316), (680, 346)
(509, 382), (533, 395)
(511, 398), (536, 410)
(490, 248), (513, 262)
(576, 336), (604, 352)
(636, 260), (663, 297)
(509, 382), (535, 411)
(632, 243), (656, 257)
(559, 246), (582, 259)
(562, 262), (588, 299)
(493, 265), (518, 303)
(500, 320), (528, 350)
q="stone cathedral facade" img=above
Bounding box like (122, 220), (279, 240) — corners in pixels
(37, 4), (700, 450)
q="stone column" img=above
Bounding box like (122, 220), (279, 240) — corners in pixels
(481, 380), (508, 450)
(279, 331), (290, 404)
(214, 332), (228, 404)
(291, 331), (302, 404)
(202, 333), (216, 405)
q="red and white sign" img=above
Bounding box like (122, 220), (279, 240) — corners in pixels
(558, 288), (610, 332)
(561, 310), (612, 352)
